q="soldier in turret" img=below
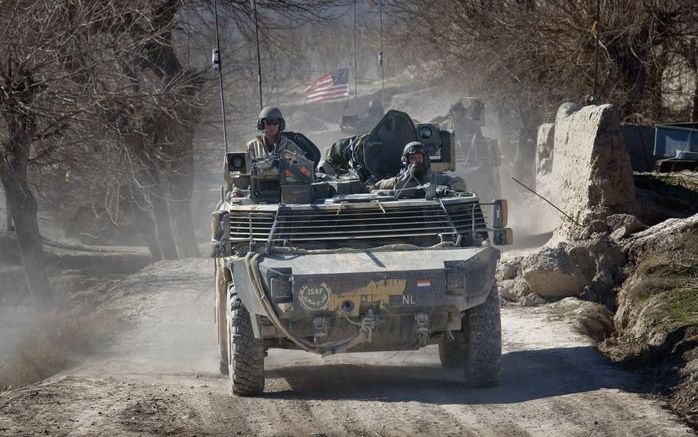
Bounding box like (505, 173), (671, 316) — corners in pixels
(373, 142), (465, 192)
(246, 106), (304, 160)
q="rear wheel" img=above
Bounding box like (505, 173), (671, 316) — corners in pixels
(463, 286), (502, 387)
(227, 287), (265, 396)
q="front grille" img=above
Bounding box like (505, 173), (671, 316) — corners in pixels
(227, 199), (488, 244)
(229, 210), (275, 241)
(273, 204), (455, 242)
(444, 202), (487, 235)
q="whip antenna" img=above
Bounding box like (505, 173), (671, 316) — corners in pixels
(378, 0), (385, 106)
(353, 0), (358, 112)
(251, 0), (263, 110)
(511, 177), (581, 227)
(212, 0), (229, 154)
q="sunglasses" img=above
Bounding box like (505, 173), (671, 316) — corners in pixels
(264, 119), (280, 126)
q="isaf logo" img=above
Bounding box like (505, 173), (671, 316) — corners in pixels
(298, 283), (331, 311)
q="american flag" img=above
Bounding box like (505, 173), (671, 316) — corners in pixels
(305, 68), (349, 103)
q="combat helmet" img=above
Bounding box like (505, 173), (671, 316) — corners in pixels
(257, 106), (286, 131)
(401, 141), (431, 174)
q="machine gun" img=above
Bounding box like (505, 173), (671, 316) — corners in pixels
(226, 150), (315, 204)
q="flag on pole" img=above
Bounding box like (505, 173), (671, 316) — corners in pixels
(305, 68), (349, 103)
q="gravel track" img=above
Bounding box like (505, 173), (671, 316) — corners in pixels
(0, 259), (693, 436)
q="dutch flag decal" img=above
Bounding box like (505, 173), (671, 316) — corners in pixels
(416, 278), (431, 288)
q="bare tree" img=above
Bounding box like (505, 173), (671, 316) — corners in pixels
(384, 0), (698, 130)
(0, 1), (203, 305)
(0, 1), (109, 308)
(105, 0), (351, 260)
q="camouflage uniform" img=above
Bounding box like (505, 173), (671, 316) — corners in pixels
(374, 169), (466, 192)
(246, 133), (304, 160)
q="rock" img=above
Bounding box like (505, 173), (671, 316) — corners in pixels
(622, 213), (698, 263)
(551, 104), (635, 240)
(580, 220), (610, 239)
(521, 245), (585, 298)
(606, 214), (647, 241)
(556, 102), (581, 123)
(498, 280), (517, 301)
(520, 236), (625, 300)
(512, 279), (530, 297)
(519, 293), (546, 306)
(498, 278), (529, 301)
(496, 257), (522, 281)
(548, 297), (614, 341)
(606, 214), (646, 233)
(569, 236), (626, 295)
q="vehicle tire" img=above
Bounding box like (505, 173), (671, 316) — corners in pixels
(438, 331), (467, 368)
(227, 286), (265, 396)
(215, 264), (229, 375)
(464, 285), (502, 387)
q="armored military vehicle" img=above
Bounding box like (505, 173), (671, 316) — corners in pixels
(211, 110), (512, 396)
(432, 98), (502, 201)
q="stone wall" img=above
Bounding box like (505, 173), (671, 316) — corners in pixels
(551, 104), (635, 237)
(535, 123), (555, 198)
(536, 123), (555, 176)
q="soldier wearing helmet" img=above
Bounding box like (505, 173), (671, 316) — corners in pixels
(372, 142), (430, 190)
(246, 106), (304, 160)
(400, 141), (431, 182)
(373, 141), (465, 192)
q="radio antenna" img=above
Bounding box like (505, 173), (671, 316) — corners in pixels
(353, 0), (358, 112)
(251, 0), (263, 110)
(511, 177), (582, 227)
(378, 0), (385, 106)
(212, 0), (229, 154)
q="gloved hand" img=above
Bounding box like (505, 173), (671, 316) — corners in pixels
(230, 187), (245, 198)
(395, 163), (416, 189)
(435, 185), (450, 197)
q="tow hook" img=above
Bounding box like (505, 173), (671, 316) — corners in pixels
(313, 316), (329, 343)
(361, 309), (377, 343)
(415, 312), (430, 347)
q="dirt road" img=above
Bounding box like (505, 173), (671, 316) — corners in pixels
(0, 259), (693, 436)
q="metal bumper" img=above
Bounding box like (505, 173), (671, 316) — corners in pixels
(230, 246), (499, 327)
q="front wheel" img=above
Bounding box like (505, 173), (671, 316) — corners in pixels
(463, 286), (502, 387)
(227, 287), (265, 396)
(215, 264), (229, 375)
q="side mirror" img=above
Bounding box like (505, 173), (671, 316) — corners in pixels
(492, 199), (508, 228)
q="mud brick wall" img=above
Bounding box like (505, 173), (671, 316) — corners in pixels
(551, 104), (635, 236)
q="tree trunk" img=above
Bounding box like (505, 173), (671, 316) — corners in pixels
(692, 77), (698, 122)
(144, 158), (179, 260)
(134, 207), (162, 261)
(171, 196), (199, 257)
(168, 122), (199, 258)
(0, 118), (53, 310)
(151, 194), (179, 260)
(140, 7), (202, 258)
(1, 189), (13, 232)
